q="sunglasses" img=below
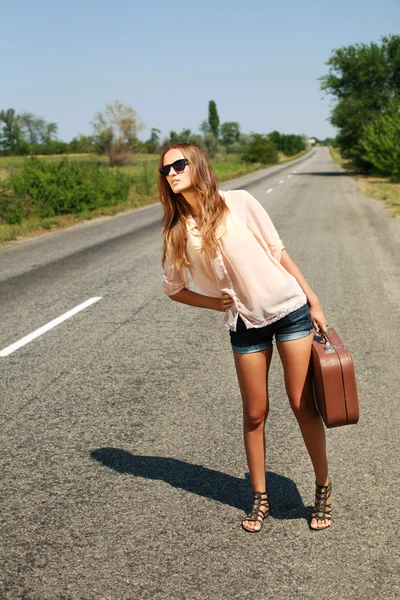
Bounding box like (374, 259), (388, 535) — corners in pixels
(159, 158), (189, 177)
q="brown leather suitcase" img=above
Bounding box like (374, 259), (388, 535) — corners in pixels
(310, 327), (359, 428)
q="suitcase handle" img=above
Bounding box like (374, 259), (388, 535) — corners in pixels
(314, 329), (340, 353)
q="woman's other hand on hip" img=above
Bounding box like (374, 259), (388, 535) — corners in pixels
(220, 292), (235, 312)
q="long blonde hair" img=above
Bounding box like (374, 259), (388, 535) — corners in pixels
(159, 143), (228, 271)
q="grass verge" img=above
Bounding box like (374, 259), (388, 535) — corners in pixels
(0, 190), (159, 244)
(329, 147), (400, 217)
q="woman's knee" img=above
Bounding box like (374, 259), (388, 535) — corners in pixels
(243, 401), (269, 429)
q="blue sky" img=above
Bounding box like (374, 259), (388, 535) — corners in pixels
(2, 0), (398, 143)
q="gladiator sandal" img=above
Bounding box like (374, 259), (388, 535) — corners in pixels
(241, 491), (270, 533)
(310, 478), (332, 531)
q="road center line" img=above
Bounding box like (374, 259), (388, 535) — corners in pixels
(0, 297), (102, 357)
(267, 188), (273, 193)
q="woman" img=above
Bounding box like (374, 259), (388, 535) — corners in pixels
(159, 142), (332, 533)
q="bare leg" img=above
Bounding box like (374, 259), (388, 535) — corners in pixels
(276, 332), (332, 530)
(233, 347), (273, 532)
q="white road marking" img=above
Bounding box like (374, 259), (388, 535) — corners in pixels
(267, 188), (273, 193)
(288, 175), (292, 178)
(0, 297), (102, 357)
(279, 180), (284, 183)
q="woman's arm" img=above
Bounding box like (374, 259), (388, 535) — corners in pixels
(169, 289), (233, 312)
(280, 249), (328, 333)
(163, 259), (233, 312)
(280, 250), (318, 305)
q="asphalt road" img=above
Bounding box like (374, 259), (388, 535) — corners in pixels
(1, 147), (399, 600)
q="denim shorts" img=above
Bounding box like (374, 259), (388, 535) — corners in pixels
(229, 303), (314, 354)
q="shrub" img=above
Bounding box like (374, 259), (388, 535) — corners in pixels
(31, 140), (69, 155)
(106, 149), (131, 167)
(242, 135), (278, 165)
(0, 157), (134, 224)
(268, 131), (306, 155)
(360, 98), (400, 181)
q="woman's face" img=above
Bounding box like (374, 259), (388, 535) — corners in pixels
(162, 148), (193, 195)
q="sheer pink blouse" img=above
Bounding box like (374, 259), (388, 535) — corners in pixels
(162, 189), (307, 332)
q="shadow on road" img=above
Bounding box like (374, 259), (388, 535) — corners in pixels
(91, 447), (311, 522)
(294, 171), (359, 177)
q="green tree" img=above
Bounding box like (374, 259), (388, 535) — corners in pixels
(220, 122), (240, 151)
(31, 140), (69, 155)
(160, 129), (206, 151)
(42, 122), (58, 144)
(68, 134), (97, 153)
(20, 113), (46, 145)
(0, 108), (29, 155)
(310, 136), (337, 146)
(144, 128), (161, 153)
(206, 100), (220, 156)
(319, 35), (400, 170)
(281, 134), (306, 155)
(208, 100), (220, 138)
(242, 134), (278, 165)
(19, 113), (58, 148)
(199, 120), (211, 134)
(91, 100), (144, 166)
(360, 98), (400, 181)
(267, 131), (306, 155)
(268, 130), (281, 149)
